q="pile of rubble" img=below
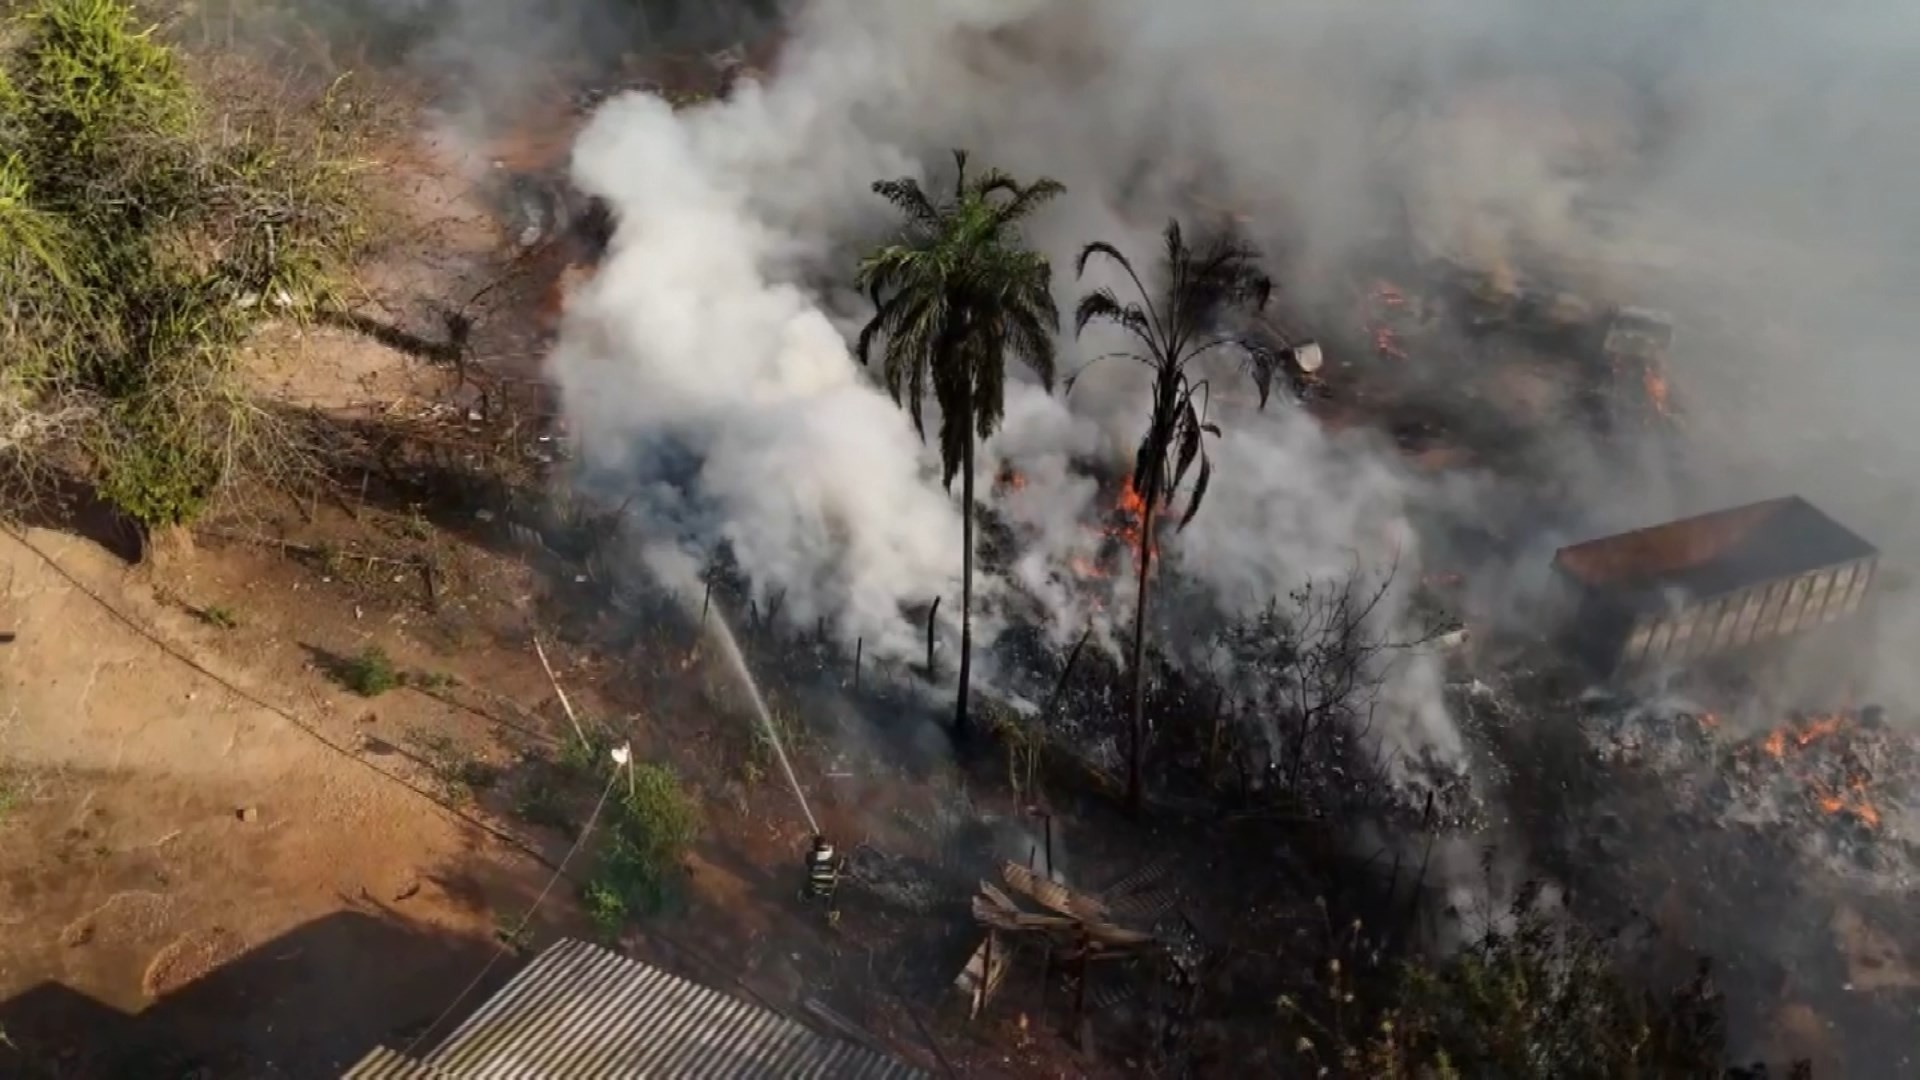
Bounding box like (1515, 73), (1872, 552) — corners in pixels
(1714, 709), (1919, 876)
(1590, 703), (1920, 886)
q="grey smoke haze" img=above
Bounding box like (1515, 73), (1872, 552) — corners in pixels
(541, 0), (1920, 756)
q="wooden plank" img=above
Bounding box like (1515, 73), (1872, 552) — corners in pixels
(1002, 862), (1109, 922)
(955, 932), (1011, 1017)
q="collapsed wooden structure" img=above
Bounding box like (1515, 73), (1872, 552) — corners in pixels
(956, 859), (1195, 1050)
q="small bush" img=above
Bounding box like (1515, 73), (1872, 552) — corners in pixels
(453, 758), (501, 792)
(197, 603), (237, 628)
(340, 644), (398, 696)
(558, 728), (609, 777)
(743, 704), (807, 781)
(585, 761), (699, 935)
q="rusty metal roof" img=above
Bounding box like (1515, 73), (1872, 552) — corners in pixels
(1552, 496), (1876, 606)
(343, 938), (926, 1079)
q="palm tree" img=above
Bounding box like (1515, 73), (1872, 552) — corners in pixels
(856, 150), (1064, 742)
(1073, 220), (1277, 814)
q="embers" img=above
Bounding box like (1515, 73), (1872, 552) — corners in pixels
(1726, 709), (1903, 840)
(1597, 702), (1920, 879)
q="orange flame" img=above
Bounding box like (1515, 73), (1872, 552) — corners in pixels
(1761, 712), (1846, 758)
(1110, 474), (1157, 562)
(1061, 474), (1160, 587)
(1763, 728), (1787, 759)
(996, 467), (1028, 494)
(1642, 366), (1671, 416)
(1812, 778), (1880, 829)
(1799, 713), (1844, 745)
(1755, 711), (1881, 830)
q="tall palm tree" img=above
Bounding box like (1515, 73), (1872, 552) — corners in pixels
(856, 150), (1064, 742)
(1074, 220), (1277, 814)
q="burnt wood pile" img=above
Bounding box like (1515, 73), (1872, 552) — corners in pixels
(957, 859), (1210, 1060)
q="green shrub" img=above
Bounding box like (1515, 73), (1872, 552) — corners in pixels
(197, 602), (237, 628)
(92, 396), (224, 526)
(340, 644), (398, 696)
(586, 762), (699, 935)
(0, 0), (367, 528)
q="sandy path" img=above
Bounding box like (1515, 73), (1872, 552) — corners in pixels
(0, 527), (549, 1076)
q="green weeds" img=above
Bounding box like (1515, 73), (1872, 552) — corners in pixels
(1, 0), (369, 528)
(583, 761), (698, 936)
(338, 643), (397, 696)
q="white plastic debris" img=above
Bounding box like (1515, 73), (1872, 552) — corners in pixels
(1288, 340), (1325, 374)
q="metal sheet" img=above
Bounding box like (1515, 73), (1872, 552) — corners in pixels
(342, 939), (925, 1079)
(342, 1047), (449, 1078)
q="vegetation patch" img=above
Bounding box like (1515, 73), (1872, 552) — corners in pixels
(0, 0), (369, 529)
(584, 761), (699, 935)
(338, 643), (398, 696)
(1279, 890), (1730, 1079)
(510, 769), (574, 835)
(195, 602), (238, 628)
(405, 728), (501, 803)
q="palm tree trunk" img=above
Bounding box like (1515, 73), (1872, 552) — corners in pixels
(955, 383), (977, 743)
(1125, 473), (1159, 817)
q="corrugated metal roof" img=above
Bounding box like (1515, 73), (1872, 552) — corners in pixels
(1552, 496), (1876, 603)
(342, 1047), (450, 1079)
(342, 938), (927, 1079)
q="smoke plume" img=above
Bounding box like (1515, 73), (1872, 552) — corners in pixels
(540, 0), (1920, 759)
(549, 2), (1420, 760)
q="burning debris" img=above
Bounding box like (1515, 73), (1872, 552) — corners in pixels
(1722, 708), (1914, 860)
(1600, 306), (1677, 423)
(1590, 703), (1920, 885)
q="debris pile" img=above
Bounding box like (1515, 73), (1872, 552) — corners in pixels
(1716, 710), (1919, 873)
(1591, 704), (1920, 885)
(957, 859), (1209, 1060)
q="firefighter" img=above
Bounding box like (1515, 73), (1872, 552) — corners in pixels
(802, 835), (841, 921)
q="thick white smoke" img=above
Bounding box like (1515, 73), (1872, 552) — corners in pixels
(548, 0), (1458, 767)
(546, 0), (1920, 764)
(552, 85), (960, 659)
